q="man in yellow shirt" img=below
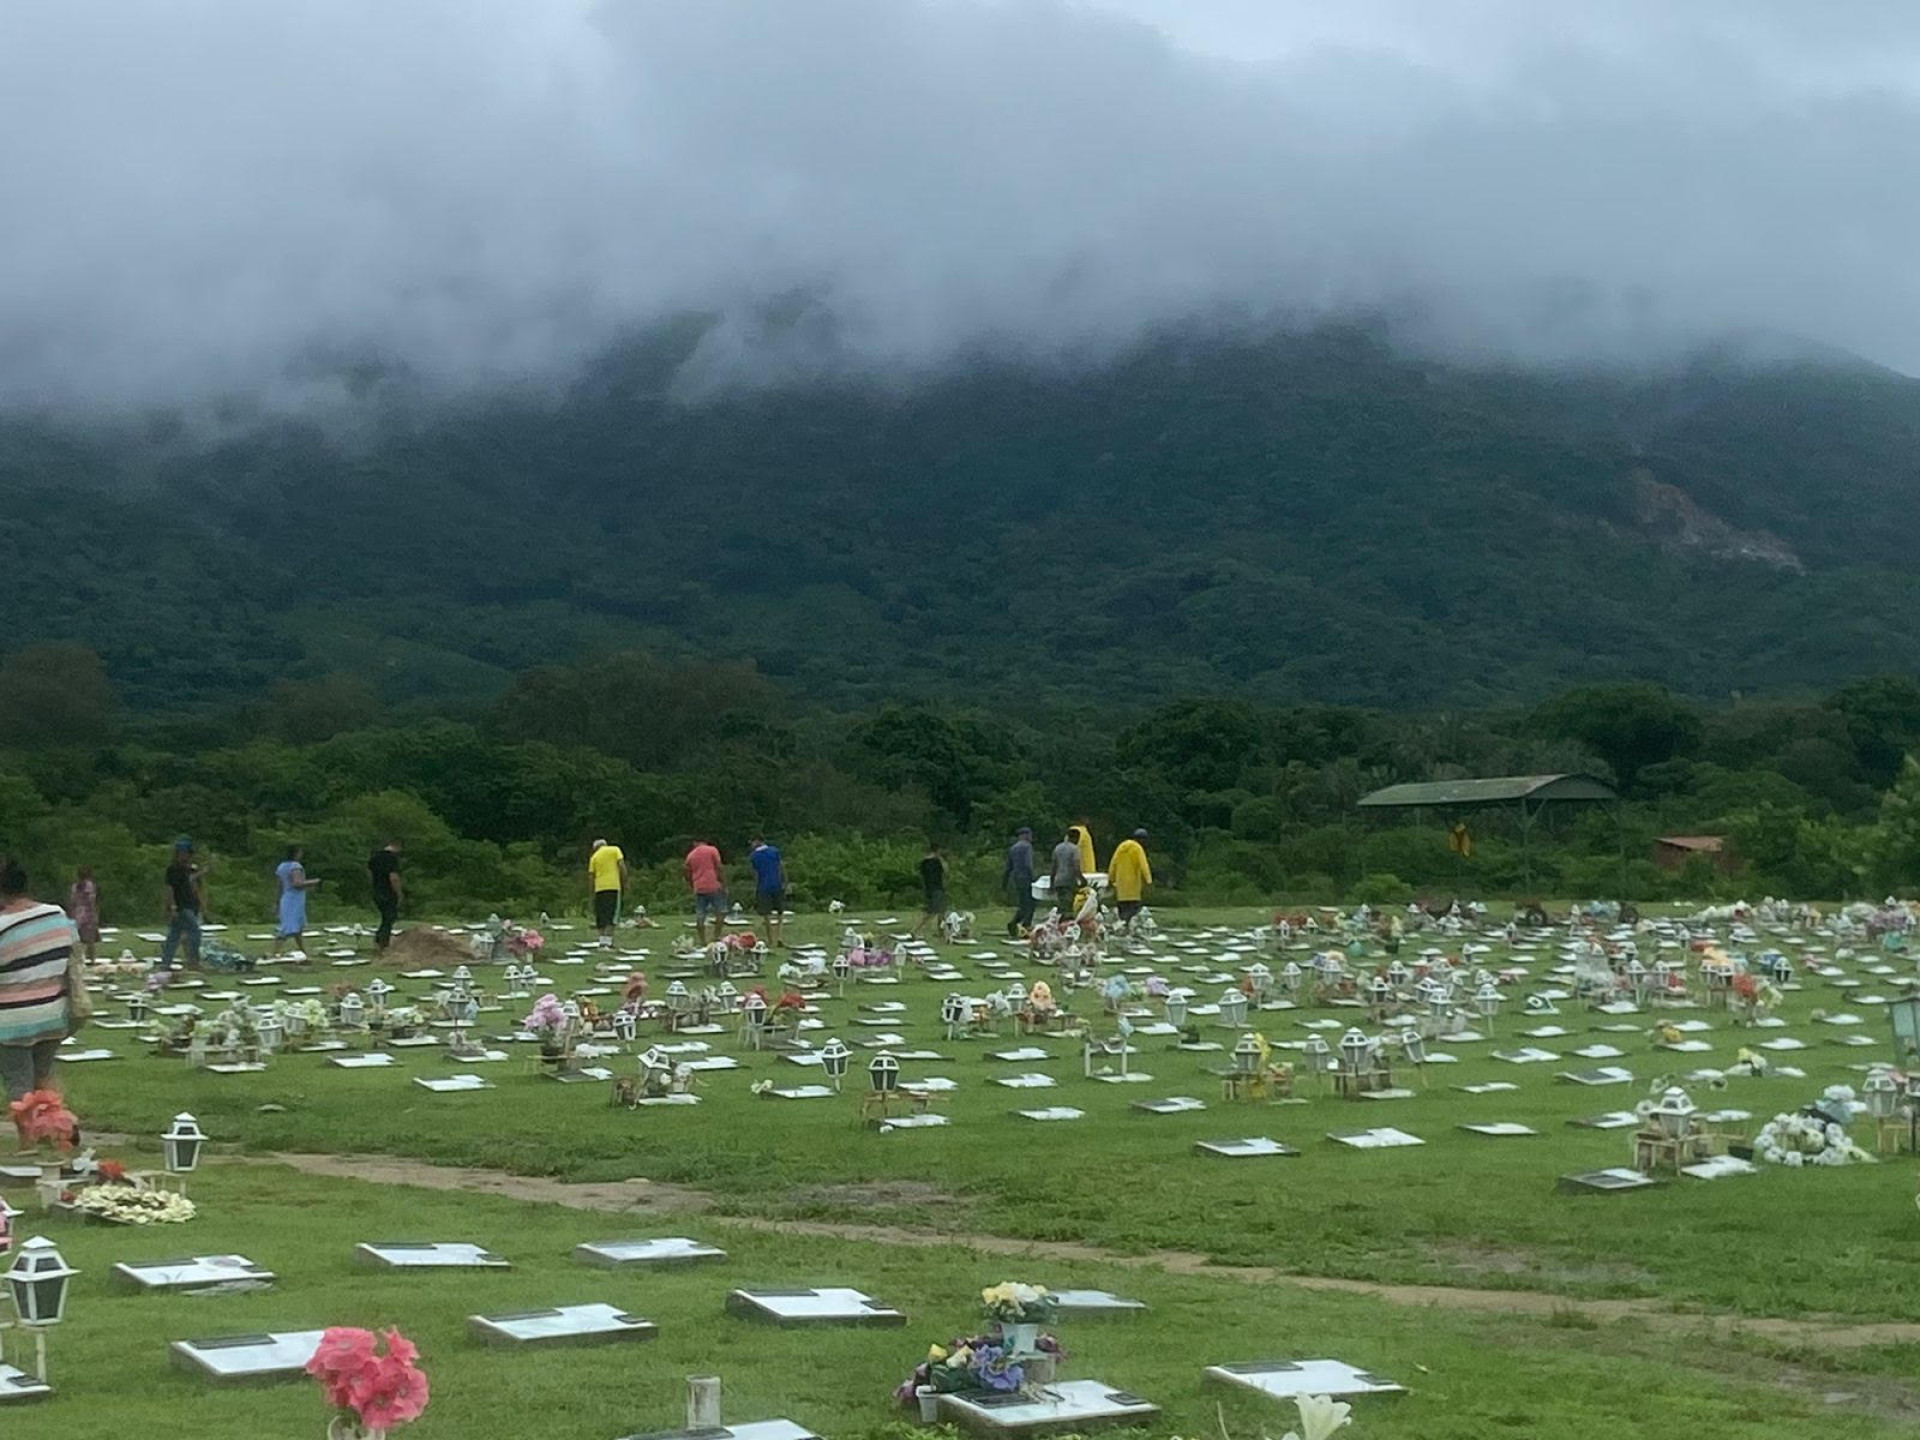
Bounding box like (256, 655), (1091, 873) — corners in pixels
(587, 838), (628, 947)
(1108, 829), (1153, 930)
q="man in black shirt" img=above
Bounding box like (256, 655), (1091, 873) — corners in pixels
(160, 838), (205, 970)
(367, 841), (403, 951)
(909, 843), (947, 939)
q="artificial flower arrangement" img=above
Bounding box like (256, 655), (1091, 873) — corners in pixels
(894, 1333), (1064, 1405)
(1754, 1087), (1877, 1167)
(521, 993), (571, 1050)
(9, 1089), (77, 1153)
(505, 925), (544, 958)
(306, 1326), (430, 1439)
(280, 998), (330, 1038)
(981, 1281), (1058, 1326)
(1729, 971), (1783, 1022)
(69, 1184), (197, 1225)
(383, 1006), (425, 1038)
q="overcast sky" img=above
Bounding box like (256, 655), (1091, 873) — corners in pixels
(4, 0), (1919, 409)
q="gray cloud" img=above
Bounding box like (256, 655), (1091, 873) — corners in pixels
(4, 0), (1919, 409)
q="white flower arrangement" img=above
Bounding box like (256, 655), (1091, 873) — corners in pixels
(1754, 1105), (1877, 1168)
(1172, 1395), (1352, 1440)
(71, 1185), (198, 1225)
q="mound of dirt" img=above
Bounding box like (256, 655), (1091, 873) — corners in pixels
(383, 927), (479, 967)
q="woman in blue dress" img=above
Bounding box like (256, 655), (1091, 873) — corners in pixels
(273, 845), (321, 955)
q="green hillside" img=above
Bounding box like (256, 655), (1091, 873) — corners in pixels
(6, 325), (1920, 717)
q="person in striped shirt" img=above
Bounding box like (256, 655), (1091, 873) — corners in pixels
(0, 858), (77, 1101)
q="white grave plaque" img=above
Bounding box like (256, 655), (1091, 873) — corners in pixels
(170, 1329), (327, 1383)
(725, 1286), (905, 1326)
(575, 1237), (726, 1268)
(939, 1379), (1158, 1435)
(354, 1242), (509, 1269)
(468, 1302), (656, 1346)
(1206, 1359), (1404, 1401)
(113, 1254), (274, 1291)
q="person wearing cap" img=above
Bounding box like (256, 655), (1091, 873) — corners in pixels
(587, 837), (628, 947)
(1109, 829), (1153, 929)
(1002, 826), (1037, 938)
(160, 838), (206, 970)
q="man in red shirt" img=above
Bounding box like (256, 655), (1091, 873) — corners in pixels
(684, 838), (728, 944)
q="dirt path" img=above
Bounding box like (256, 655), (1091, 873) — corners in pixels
(244, 1149), (1920, 1351)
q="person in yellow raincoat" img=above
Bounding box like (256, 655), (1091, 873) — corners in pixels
(1108, 829), (1153, 928)
(1075, 822), (1098, 881)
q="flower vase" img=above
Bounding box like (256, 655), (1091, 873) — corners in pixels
(915, 1385), (940, 1423)
(1003, 1321), (1040, 1354)
(327, 1418), (387, 1440)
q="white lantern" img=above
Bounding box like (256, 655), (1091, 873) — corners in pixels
(1219, 989), (1248, 1027)
(162, 1112), (207, 1173)
(1302, 1035), (1332, 1072)
(1338, 1028), (1371, 1073)
(1386, 960), (1410, 989)
(1164, 992), (1188, 1027)
(1474, 981), (1502, 1022)
(1231, 1032), (1263, 1075)
(366, 978), (392, 1014)
(1006, 981), (1027, 1009)
(639, 1047), (672, 1091)
(127, 991), (149, 1023)
(1369, 975), (1391, 1008)
(453, 965), (472, 985)
(4, 1236), (77, 1326)
(820, 1037), (851, 1085)
(665, 981), (691, 1015)
(1864, 1067), (1900, 1120)
(869, 1051), (900, 1092)
(716, 980), (740, 1011)
(831, 953), (852, 982)
(1247, 963), (1272, 997)
(1397, 1028), (1426, 1064)
(612, 1008), (639, 1042)
(1280, 962), (1302, 992)
(1652, 1087), (1696, 1140)
(338, 992), (364, 1029)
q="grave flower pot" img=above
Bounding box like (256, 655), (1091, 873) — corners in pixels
(327, 1418), (387, 1440)
(1002, 1321), (1039, 1354)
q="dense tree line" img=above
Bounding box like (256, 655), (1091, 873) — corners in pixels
(5, 643), (1920, 928)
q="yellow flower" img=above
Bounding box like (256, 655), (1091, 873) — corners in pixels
(927, 1344), (948, 1363)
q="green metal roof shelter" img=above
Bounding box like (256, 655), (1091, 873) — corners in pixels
(1357, 773), (1621, 890)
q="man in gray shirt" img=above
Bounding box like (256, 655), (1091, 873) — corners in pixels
(1003, 827), (1036, 938)
(1050, 827), (1084, 917)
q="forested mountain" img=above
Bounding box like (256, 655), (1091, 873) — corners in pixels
(6, 323), (1920, 718)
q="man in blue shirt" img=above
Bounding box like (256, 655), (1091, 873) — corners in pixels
(748, 835), (787, 948)
(1002, 826), (1036, 939)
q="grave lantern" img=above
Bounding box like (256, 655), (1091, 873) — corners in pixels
(1368, 975), (1391, 1009)
(1905, 1072), (1920, 1152)
(1474, 981), (1502, 1023)
(1626, 958), (1648, 995)
(5, 1236), (77, 1327)
(665, 981), (691, 1016)
(1231, 1032), (1263, 1075)
(1425, 988), (1453, 1027)
(1396, 1028), (1426, 1065)
(254, 1012), (282, 1055)
(1386, 960), (1410, 989)
(742, 991), (768, 1038)
(338, 992), (364, 1029)
(162, 1112), (207, 1173)
(1338, 1028), (1371, 1074)
(831, 953), (852, 985)
(1864, 1067), (1900, 1120)
(639, 1047), (672, 1092)
(1280, 961), (1302, 993)
(1651, 1087), (1696, 1141)
(127, 991), (149, 1024)
(1890, 991), (1920, 1066)
(1164, 991), (1188, 1027)
(1006, 981), (1027, 1009)
(869, 1051), (901, 1093)
(1302, 1034), (1332, 1074)
(453, 965), (472, 985)
(820, 1038), (851, 1088)
(1775, 956), (1794, 985)
(366, 978), (392, 1014)
(1247, 963), (1272, 998)
(940, 994), (969, 1036)
(1219, 989), (1248, 1027)
(715, 980), (739, 1011)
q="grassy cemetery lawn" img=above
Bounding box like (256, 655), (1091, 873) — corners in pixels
(10, 903), (1920, 1436)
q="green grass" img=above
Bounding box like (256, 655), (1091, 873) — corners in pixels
(17, 905), (1920, 1435)
(3, 1163), (1910, 1440)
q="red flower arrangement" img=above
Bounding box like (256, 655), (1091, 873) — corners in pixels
(1731, 972), (1760, 1001)
(306, 1327), (430, 1435)
(9, 1089), (77, 1153)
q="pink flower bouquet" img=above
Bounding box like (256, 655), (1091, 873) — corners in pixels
(307, 1326), (429, 1436)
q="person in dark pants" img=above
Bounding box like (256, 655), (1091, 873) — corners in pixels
(160, 838), (206, 971)
(367, 840), (403, 951)
(1003, 826), (1036, 938)
(910, 843), (947, 939)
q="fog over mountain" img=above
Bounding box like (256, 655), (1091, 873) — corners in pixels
(5, 0), (1920, 409)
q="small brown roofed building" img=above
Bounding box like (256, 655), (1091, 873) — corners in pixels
(1653, 835), (1734, 874)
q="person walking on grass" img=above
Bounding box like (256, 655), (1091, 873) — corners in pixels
(1050, 826), (1084, 917)
(587, 837), (628, 947)
(685, 837), (727, 945)
(66, 865), (101, 964)
(749, 835), (787, 949)
(0, 857), (78, 1103)
(160, 838), (206, 971)
(1003, 827), (1036, 938)
(910, 842), (947, 939)
(274, 845), (321, 955)
(1108, 828), (1153, 929)
(367, 840), (402, 952)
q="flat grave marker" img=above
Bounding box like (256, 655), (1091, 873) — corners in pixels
(354, 1242), (510, 1270)
(1194, 1137), (1299, 1158)
(170, 1329), (327, 1384)
(468, 1302), (656, 1347)
(938, 1379), (1158, 1436)
(725, 1286), (905, 1327)
(1205, 1359), (1405, 1401)
(112, 1254), (274, 1291)
(575, 1237), (726, 1268)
